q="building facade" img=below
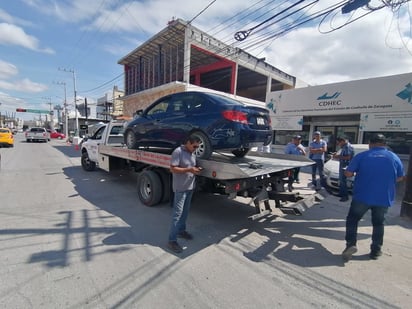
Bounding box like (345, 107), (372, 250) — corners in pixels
(267, 73), (412, 156)
(118, 18), (295, 117)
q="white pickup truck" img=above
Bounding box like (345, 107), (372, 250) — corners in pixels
(25, 127), (50, 142)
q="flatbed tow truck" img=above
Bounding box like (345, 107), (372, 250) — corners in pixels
(80, 121), (324, 220)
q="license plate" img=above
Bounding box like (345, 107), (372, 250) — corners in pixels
(256, 117), (265, 125)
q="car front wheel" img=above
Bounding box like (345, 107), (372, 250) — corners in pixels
(191, 131), (212, 159)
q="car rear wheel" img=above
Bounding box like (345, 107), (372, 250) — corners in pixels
(137, 170), (163, 206)
(232, 147), (249, 158)
(192, 131), (212, 159)
(125, 129), (138, 149)
(81, 151), (96, 171)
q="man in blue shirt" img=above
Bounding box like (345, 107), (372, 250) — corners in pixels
(309, 131), (327, 188)
(284, 135), (306, 191)
(333, 136), (354, 202)
(341, 134), (405, 261)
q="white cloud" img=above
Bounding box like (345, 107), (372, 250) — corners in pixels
(0, 60), (18, 79)
(0, 78), (48, 93)
(0, 23), (55, 54)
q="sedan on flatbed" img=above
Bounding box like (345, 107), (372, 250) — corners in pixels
(124, 91), (273, 159)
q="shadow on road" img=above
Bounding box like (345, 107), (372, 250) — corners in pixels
(56, 165), (381, 269)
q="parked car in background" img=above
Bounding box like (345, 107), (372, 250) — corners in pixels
(323, 144), (369, 191)
(0, 128), (14, 147)
(47, 129), (66, 139)
(123, 91), (273, 159)
(25, 127), (49, 143)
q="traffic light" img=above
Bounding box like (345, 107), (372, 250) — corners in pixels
(16, 108), (27, 112)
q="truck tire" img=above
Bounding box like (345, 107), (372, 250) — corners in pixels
(191, 131), (212, 159)
(137, 170), (163, 206)
(156, 168), (171, 203)
(81, 151), (96, 171)
(125, 129), (138, 149)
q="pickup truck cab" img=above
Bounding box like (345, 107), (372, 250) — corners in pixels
(25, 127), (49, 142)
(81, 122), (125, 171)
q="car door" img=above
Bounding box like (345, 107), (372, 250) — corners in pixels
(159, 93), (195, 144)
(136, 94), (190, 148)
(134, 96), (173, 148)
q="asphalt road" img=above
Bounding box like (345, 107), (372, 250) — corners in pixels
(1, 134), (411, 308)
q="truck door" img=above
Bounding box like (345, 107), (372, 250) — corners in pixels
(87, 126), (105, 161)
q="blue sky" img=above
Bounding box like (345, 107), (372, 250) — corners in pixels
(1, 0), (411, 120)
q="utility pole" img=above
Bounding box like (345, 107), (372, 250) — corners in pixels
(55, 81), (68, 137)
(59, 68), (78, 136)
(41, 96), (52, 127)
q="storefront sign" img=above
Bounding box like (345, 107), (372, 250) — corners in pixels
(359, 112), (412, 131)
(271, 115), (303, 130)
(266, 73), (412, 116)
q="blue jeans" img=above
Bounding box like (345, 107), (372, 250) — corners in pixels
(345, 200), (388, 252)
(311, 159), (324, 185)
(168, 190), (193, 242)
(339, 167), (348, 198)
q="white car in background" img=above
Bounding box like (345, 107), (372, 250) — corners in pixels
(323, 144), (369, 191)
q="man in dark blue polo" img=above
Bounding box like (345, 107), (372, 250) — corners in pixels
(341, 134), (405, 261)
(333, 136), (354, 202)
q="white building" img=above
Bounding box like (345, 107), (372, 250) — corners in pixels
(267, 72), (412, 157)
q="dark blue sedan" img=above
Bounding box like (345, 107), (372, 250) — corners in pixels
(124, 91), (273, 159)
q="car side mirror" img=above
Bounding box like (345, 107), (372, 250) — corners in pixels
(136, 109), (143, 116)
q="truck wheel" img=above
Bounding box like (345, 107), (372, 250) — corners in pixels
(137, 170), (162, 206)
(232, 147), (249, 158)
(156, 168), (171, 203)
(81, 151), (96, 171)
(192, 131), (212, 159)
(125, 130), (138, 149)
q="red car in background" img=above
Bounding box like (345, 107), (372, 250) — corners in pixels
(47, 129), (66, 139)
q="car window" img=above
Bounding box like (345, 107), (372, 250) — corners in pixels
(146, 98), (170, 118)
(207, 93), (242, 106)
(169, 100), (186, 113)
(93, 126), (105, 139)
(173, 93), (207, 113)
(110, 125), (124, 135)
(0, 129), (9, 133)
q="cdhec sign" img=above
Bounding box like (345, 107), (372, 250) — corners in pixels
(266, 72), (412, 117)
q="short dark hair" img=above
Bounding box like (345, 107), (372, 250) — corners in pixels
(185, 134), (201, 144)
(369, 133), (386, 144)
(336, 136), (347, 142)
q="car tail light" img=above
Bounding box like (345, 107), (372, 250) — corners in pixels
(222, 110), (248, 124)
